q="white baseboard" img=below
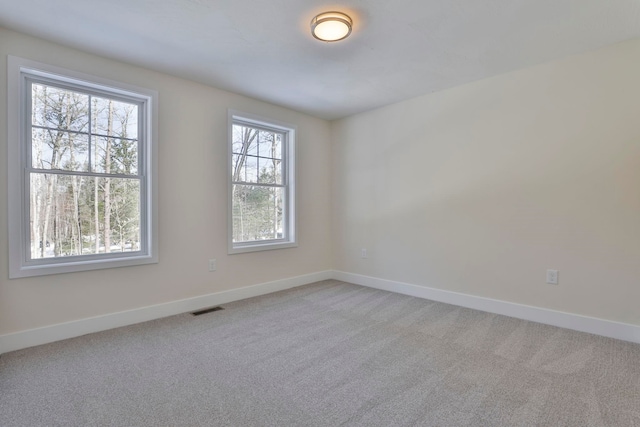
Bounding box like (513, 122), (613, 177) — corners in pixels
(333, 271), (640, 345)
(3, 269), (638, 354)
(0, 270), (333, 354)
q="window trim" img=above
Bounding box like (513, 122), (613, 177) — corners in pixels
(227, 110), (297, 254)
(7, 56), (159, 278)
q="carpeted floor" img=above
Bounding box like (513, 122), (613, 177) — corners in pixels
(1, 280), (639, 426)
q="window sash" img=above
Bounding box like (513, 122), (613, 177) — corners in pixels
(25, 172), (145, 264)
(26, 77), (144, 178)
(231, 182), (288, 244)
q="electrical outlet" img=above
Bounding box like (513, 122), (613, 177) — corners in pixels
(546, 269), (558, 285)
(209, 259), (217, 272)
(361, 248), (368, 259)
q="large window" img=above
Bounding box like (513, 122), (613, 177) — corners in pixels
(8, 57), (158, 278)
(228, 111), (296, 253)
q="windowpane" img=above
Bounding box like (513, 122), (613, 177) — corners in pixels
(274, 134), (282, 160)
(258, 130), (282, 159)
(232, 125), (243, 153)
(91, 97), (139, 139)
(237, 155), (258, 183)
(231, 153), (242, 181)
(246, 131), (258, 156)
(258, 157), (282, 185)
(31, 128), (89, 172)
(97, 177), (141, 254)
(32, 84), (89, 132)
(232, 184), (284, 243)
(93, 137), (139, 175)
(232, 124), (257, 156)
(30, 173), (140, 259)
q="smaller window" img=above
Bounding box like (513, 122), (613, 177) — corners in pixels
(228, 111), (296, 254)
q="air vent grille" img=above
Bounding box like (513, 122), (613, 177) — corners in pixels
(191, 306), (224, 316)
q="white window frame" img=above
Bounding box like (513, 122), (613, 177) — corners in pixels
(228, 110), (297, 254)
(7, 56), (159, 278)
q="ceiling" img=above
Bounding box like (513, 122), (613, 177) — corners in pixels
(1, 0), (640, 120)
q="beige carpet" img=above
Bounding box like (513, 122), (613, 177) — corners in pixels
(1, 280), (639, 426)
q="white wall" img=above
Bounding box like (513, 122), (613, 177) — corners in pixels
(331, 39), (640, 327)
(0, 27), (333, 336)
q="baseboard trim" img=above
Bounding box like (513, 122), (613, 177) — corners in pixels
(333, 271), (640, 344)
(0, 270), (333, 354)
(3, 269), (638, 353)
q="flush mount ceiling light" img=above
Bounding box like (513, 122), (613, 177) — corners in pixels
(311, 11), (352, 42)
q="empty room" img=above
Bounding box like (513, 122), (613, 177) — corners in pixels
(1, 1), (639, 425)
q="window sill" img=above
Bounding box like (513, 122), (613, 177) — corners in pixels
(228, 241), (298, 255)
(10, 254), (158, 279)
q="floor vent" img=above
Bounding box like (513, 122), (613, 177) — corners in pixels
(191, 306), (224, 316)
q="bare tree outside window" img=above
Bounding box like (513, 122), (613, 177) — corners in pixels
(29, 83), (141, 259)
(231, 123), (284, 243)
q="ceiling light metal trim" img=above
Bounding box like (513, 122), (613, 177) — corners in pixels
(311, 11), (353, 42)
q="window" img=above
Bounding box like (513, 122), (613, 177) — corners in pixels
(8, 56), (158, 278)
(228, 111), (296, 253)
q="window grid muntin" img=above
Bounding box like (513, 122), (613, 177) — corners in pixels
(31, 125), (139, 143)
